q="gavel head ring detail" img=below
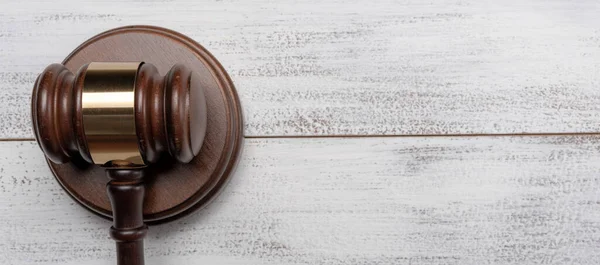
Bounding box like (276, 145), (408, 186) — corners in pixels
(30, 26), (243, 265)
(32, 62), (207, 167)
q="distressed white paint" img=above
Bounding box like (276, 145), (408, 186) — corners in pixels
(2, 1), (600, 264)
(2, 137), (600, 265)
(1, 0), (600, 137)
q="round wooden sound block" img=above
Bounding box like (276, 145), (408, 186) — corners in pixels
(48, 25), (243, 224)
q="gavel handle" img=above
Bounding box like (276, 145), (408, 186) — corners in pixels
(106, 167), (148, 265)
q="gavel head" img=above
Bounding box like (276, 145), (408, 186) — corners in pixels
(31, 62), (207, 166)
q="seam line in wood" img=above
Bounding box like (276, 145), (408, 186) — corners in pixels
(244, 132), (600, 139)
(5, 132), (600, 142)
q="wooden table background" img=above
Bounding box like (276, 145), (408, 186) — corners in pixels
(1, 0), (600, 264)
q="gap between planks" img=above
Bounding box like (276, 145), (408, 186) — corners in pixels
(245, 132), (600, 139)
(3, 132), (600, 142)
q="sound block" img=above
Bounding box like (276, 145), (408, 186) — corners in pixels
(48, 25), (243, 224)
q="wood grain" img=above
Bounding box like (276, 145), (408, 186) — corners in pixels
(42, 26), (244, 223)
(3, 1), (600, 265)
(2, 137), (600, 264)
(2, 0), (600, 137)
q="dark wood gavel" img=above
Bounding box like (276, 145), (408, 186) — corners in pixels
(32, 62), (206, 165)
(32, 61), (206, 265)
(30, 26), (243, 265)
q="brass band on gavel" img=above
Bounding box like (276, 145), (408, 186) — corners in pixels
(81, 62), (145, 166)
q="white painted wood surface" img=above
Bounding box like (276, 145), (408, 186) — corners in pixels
(2, 1), (600, 264)
(2, 137), (600, 265)
(1, 0), (600, 137)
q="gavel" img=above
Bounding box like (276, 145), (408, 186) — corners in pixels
(32, 62), (206, 165)
(30, 26), (243, 265)
(32, 61), (205, 265)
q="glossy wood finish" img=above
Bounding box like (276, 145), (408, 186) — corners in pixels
(31, 62), (207, 165)
(106, 168), (147, 265)
(45, 26), (243, 223)
(29, 26), (243, 265)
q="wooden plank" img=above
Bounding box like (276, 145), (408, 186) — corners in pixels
(2, 136), (599, 264)
(2, 0), (600, 138)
